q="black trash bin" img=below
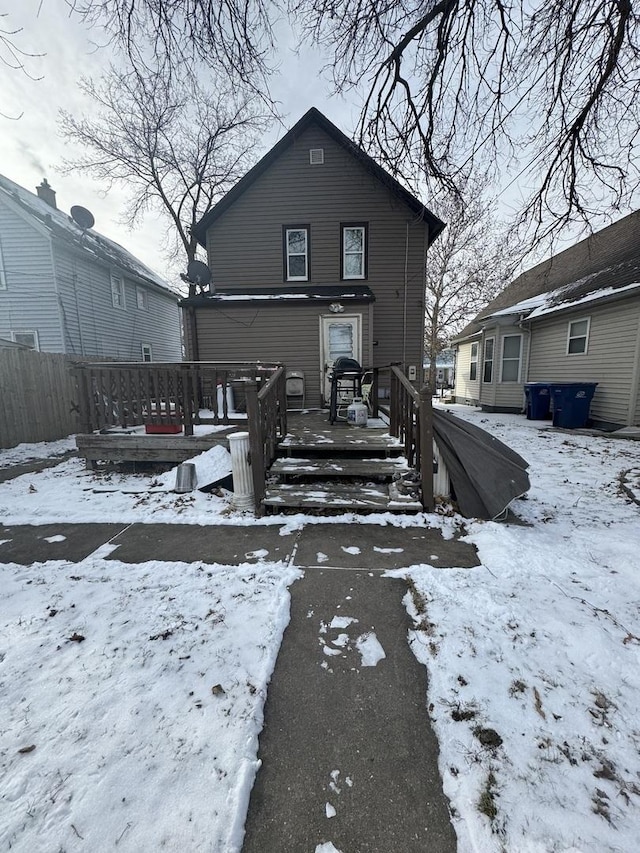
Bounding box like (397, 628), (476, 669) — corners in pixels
(550, 382), (598, 428)
(524, 383), (552, 420)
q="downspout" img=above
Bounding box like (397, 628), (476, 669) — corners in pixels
(188, 305), (200, 361)
(402, 221), (409, 368)
(518, 314), (532, 414)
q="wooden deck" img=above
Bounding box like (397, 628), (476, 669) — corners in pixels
(75, 409), (424, 513)
(76, 425), (243, 468)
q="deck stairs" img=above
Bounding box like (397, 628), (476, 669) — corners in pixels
(263, 412), (423, 512)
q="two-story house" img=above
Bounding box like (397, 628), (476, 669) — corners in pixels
(181, 107), (444, 408)
(0, 173), (182, 361)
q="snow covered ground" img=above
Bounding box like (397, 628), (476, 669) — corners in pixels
(1, 406), (640, 852)
(398, 406), (640, 853)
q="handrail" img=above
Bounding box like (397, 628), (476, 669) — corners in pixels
(72, 361), (282, 435)
(374, 364), (434, 512)
(245, 365), (287, 515)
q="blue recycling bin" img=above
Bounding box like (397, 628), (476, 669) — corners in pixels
(550, 383), (598, 428)
(524, 383), (552, 420)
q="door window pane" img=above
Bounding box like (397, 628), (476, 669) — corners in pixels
(329, 323), (354, 361)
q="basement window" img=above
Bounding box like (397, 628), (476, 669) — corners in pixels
(11, 330), (40, 350)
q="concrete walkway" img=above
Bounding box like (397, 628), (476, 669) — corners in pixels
(0, 520), (478, 851)
(242, 569), (458, 852)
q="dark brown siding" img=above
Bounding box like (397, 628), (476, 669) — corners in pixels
(205, 123), (427, 376)
(194, 301), (371, 407)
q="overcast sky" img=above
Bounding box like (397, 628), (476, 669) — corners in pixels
(0, 0), (359, 287)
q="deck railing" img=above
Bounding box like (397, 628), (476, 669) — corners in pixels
(374, 364), (434, 511)
(245, 366), (287, 515)
(73, 361), (281, 436)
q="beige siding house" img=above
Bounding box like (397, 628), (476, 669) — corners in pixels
(452, 210), (640, 428)
(182, 108), (444, 408)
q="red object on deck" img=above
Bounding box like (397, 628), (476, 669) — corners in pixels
(144, 424), (182, 434)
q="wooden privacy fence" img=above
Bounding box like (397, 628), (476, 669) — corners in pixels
(0, 348), (81, 449)
(73, 361), (282, 435)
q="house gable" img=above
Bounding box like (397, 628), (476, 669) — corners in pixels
(193, 107), (444, 247)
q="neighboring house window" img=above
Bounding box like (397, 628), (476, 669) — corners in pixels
(0, 240), (6, 289)
(501, 334), (522, 381)
(111, 273), (125, 308)
(11, 330), (40, 350)
(283, 226), (310, 281)
(341, 224), (367, 279)
(469, 342), (479, 381)
(483, 337), (494, 383)
(141, 343), (153, 362)
(136, 287), (148, 310)
(567, 317), (590, 354)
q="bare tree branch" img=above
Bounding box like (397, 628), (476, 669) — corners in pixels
(58, 64), (270, 271)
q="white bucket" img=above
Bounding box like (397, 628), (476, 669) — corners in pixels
(347, 398), (368, 426)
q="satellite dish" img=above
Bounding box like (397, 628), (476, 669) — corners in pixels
(70, 205), (95, 230)
(186, 260), (212, 287)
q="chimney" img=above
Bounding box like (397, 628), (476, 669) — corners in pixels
(36, 178), (57, 209)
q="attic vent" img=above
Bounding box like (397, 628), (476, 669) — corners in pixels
(309, 148), (324, 165)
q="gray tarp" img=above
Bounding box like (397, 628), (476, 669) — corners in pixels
(432, 410), (530, 520)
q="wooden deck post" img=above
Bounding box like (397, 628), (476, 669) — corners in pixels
(245, 380), (266, 516)
(390, 366), (399, 437)
(418, 385), (434, 512)
(371, 368), (379, 418)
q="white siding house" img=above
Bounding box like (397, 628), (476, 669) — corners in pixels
(0, 174), (181, 360)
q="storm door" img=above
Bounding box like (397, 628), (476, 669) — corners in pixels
(320, 314), (362, 402)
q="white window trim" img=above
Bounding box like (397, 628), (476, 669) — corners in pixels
(285, 227), (309, 282)
(0, 240), (6, 289)
(469, 341), (479, 381)
(482, 336), (495, 383)
(342, 225), (366, 280)
(500, 333), (523, 382)
(141, 343), (153, 362)
(136, 286), (148, 310)
(10, 330), (40, 350)
(566, 316), (591, 355)
(111, 272), (125, 309)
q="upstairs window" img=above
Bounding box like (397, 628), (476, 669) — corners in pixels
(111, 273), (125, 308)
(0, 240), (6, 289)
(469, 342), (479, 381)
(483, 337), (495, 383)
(501, 334), (522, 382)
(136, 286), (148, 310)
(342, 224), (367, 279)
(283, 226), (309, 281)
(567, 317), (590, 354)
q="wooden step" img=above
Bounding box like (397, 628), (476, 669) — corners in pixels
(263, 482), (422, 511)
(279, 431), (403, 456)
(269, 457), (410, 479)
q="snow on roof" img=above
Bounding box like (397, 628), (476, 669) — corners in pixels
(485, 261), (640, 323)
(0, 173), (178, 299)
